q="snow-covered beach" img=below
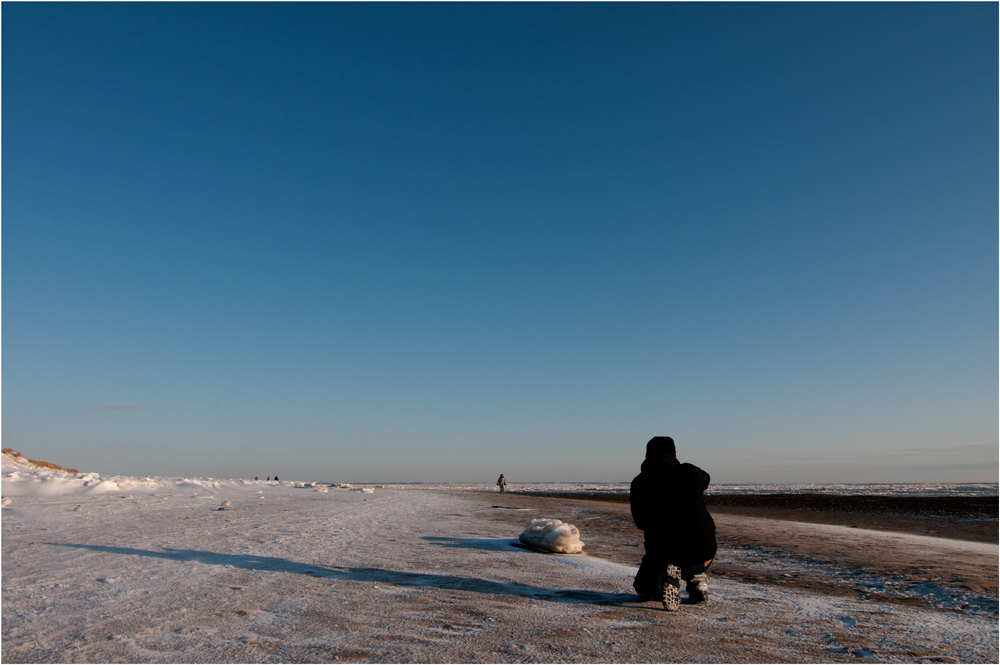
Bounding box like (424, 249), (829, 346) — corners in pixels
(2, 453), (997, 663)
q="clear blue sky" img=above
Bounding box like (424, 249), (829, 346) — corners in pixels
(3, 3), (996, 484)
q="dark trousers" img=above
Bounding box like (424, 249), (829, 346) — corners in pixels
(633, 552), (712, 600)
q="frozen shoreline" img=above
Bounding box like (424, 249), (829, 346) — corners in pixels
(3, 456), (998, 662)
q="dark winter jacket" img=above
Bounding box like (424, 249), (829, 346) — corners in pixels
(629, 452), (717, 565)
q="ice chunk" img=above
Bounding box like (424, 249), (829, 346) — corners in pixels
(518, 518), (584, 554)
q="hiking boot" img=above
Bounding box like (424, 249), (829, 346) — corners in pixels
(687, 574), (708, 604)
(660, 565), (682, 611)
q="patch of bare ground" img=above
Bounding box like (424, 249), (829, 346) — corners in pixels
(463, 490), (999, 614)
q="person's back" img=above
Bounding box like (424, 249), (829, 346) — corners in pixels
(629, 436), (716, 610)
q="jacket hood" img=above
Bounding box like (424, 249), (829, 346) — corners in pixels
(640, 452), (679, 474)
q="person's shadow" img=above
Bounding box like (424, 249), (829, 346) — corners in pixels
(46, 542), (639, 606)
(421, 535), (592, 555)
(422, 535), (528, 552)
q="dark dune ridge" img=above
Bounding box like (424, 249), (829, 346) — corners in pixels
(515, 491), (998, 519)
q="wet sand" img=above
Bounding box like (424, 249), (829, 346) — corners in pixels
(471, 491), (999, 614)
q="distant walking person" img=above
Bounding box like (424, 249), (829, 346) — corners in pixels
(497, 474), (506, 494)
(274, 475), (279, 482)
(630, 436), (717, 611)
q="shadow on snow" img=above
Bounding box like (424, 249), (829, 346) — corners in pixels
(421, 535), (575, 556)
(45, 542), (638, 606)
(422, 536), (525, 552)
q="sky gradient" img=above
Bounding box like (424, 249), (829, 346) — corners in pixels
(3, 3), (997, 483)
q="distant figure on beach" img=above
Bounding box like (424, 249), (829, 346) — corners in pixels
(630, 436), (717, 611)
(255, 477), (258, 481)
(497, 474), (506, 494)
(274, 475), (279, 482)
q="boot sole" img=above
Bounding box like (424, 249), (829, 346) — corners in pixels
(661, 565), (682, 611)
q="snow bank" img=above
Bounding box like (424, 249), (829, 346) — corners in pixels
(519, 518), (585, 554)
(0, 451), (275, 499)
(2, 451), (107, 497)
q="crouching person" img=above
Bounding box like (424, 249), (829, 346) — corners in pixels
(630, 436), (717, 611)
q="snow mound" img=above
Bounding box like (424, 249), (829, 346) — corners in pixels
(519, 518), (585, 554)
(1, 451), (317, 499)
(2, 451), (109, 497)
(1, 449), (78, 473)
(3, 451), (37, 471)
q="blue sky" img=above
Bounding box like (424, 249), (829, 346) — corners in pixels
(3, 3), (996, 483)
